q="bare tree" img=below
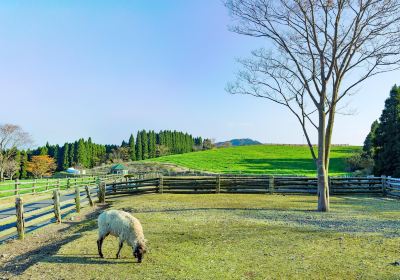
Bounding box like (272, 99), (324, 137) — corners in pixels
(3, 159), (19, 180)
(225, 0), (400, 211)
(0, 124), (32, 181)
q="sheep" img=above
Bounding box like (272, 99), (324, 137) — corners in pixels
(97, 209), (147, 263)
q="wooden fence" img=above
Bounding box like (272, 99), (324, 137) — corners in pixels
(2, 174), (399, 242)
(0, 174), (122, 200)
(105, 175), (399, 198)
(0, 176), (125, 241)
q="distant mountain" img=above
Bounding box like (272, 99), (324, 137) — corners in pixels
(216, 138), (262, 147)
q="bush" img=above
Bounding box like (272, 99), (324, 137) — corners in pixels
(345, 152), (374, 175)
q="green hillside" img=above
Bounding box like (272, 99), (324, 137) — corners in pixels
(149, 145), (361, 176)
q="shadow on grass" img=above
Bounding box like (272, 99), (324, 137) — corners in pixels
(41, 255), (130, 265)
(122, 204), (400, 236)
(0, 205), (110, 277)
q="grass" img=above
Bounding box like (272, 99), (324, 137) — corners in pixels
(4, 194), (399, 279)
(0, 177), (95, 198)
(149, 145), (361, 176)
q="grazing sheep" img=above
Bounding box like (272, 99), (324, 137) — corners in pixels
(97, 210), (147, 263)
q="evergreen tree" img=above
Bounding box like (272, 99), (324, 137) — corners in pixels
(136, 131), (143, 160)
(76, 138), (87, 167)
(39, 145), (48, 155)
(129, 134), (136, 161)
(374, 85), (400, 176)
(62, 143), (70, 170)
(363, 120), (379, 157)
(20, 151), (28, 179)
(68, 143), (75, 167)
(148, 131), (156, 158)
(141, 130), (149, 159)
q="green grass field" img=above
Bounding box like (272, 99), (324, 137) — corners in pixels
(2, 194), (398, 280)
(150, 145), (361, 176)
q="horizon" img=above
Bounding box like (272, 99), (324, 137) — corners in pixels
(0, 1), (398, 147)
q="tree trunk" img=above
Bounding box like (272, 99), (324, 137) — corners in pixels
(317, 107), (330, 212)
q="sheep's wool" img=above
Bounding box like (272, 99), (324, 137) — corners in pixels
(98, 210), (144, 247)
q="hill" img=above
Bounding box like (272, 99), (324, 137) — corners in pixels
(215, 138), (262, 147)
(149, 145), (361, 176)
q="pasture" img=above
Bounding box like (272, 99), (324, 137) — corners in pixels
(1, 193), (399, 279)
(149, 145), (360, 176)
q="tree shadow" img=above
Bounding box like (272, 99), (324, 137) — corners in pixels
(41, 255), (131, 265)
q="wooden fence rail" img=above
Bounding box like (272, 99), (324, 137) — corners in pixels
(0, 176), (123, 241)
(105, 175), (399, 197)
(0, 174), (122, 200)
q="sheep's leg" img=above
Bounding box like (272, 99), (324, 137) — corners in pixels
(116, 241), (123, 259)
(97, 237), (104, 258)
(97, 233), (109, 258)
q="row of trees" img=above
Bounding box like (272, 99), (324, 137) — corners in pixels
(111, 130), (206, 163)
(0, 125), (210, 180)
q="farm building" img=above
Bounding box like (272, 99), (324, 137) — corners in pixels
(110, 164), (128, 175)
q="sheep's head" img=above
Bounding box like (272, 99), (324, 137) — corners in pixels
(133, 243), (146, 263)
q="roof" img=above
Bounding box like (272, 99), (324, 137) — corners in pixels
(111, 164), (127, 170)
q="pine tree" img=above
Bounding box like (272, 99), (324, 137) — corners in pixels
(39, 145), (48, 155)
(136, 131), (143, 160)
(15, 150), (21, 179)
(129, 134), (136, 161)
(20, 151), (28, 179)
(62, 143), (70, 170)
(363, 120), (379, 157)
(69, 143), (75, 167)
(148, 131), (156, 158)
(374, 85), (400, 176)
(141, 130), (148, 159)
(76, 138), (87, 167)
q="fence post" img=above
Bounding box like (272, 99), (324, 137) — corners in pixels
(216, 175), (221, 194)
(32, 179), (36, 194)
(98, 182), (106, 203)
(46, 178), (49, 191)
(75, 187), (81, 213)
(269, 176), (275, 194)
(14, 179), (19, 196)
(113, 179), (117, 194)
(85, 186), (94, 207)
(15, 197), (25, 240)
(159, 176), (164, 194)
(382, 176), (387, 196)
(53, 190), (61, 223)
(67, 178), (71, 189)
(74, 177), (77, 188)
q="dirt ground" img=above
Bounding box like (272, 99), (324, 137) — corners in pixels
(0, 204), (107, 280)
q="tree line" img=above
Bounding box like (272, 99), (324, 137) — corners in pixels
(0, 127), (210, 180)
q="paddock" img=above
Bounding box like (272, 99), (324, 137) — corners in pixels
(0, 193), (399, 279)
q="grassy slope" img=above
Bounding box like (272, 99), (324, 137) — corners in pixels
(150, 145), (361, 176)
(7, 194), (400, 280)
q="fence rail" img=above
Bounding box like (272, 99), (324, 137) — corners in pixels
(0, 174), (122, 200)
(105, 175), (400, 198)
(0, 175), (124, 241)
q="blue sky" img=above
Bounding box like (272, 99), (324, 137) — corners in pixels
(0, 0), (398, 147)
